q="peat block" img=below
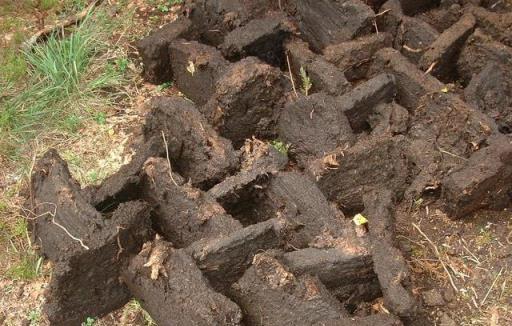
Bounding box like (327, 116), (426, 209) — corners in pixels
(469, 5), (512, 47)
(230, 253), (346, 326)
(202, 57), (285, 148)
(309, 136), (408, 214)
(136, 16), (196, 84)
(121, 238), (243, 326)
(45, 201), (152, 325)
(363, 189), (417, 317)
(184, 0), (278, 45)
(338, 73), (397, 133)
(281, 246), (380, 303)
(30, 149), (103, 261)
(323, 33), (392, 81)
(266, 171), (347, 249)
(457, 28), (512, 83)
(295, 0), (375, 51)
(220, 15), (290, 67)
(187, 218), (282, 292)
(141, 157), (242, 248)
(144, 96), (239, 188)
(464, 62), (512, 133)
(168, 40), (230, 105)
(419, 13), (476, 81)
(442, 135), (512, 218)
(394, 16), (439, 63)
(278, 93), (354, 164)
(370, 48), (444, 110)
(285, 38), (351, 95)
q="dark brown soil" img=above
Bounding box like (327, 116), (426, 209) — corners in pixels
(26, 0), (512, 325)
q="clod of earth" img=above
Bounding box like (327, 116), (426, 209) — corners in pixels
(26, 0), (512, 325)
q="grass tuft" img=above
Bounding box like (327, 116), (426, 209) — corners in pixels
(7, 251), (43, 280)
(0, 12), (125, 159)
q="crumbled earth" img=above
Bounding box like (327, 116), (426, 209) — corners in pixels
(2, 0), (512, 325)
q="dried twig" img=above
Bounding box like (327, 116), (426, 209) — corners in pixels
(375, 9), (391, 17)
(46, 202), (90, 250)
(424, 61), (437, 75)
(116, 225), (126, 260)
(286, 52), (298, 98)
(23, 0), (104, 51)
(403, 44), (423, 53)
(161, 131), (179, 187)
(437, 146), (468, 161)
(481, 267), (504, 306)
(412, 223), (458, 292)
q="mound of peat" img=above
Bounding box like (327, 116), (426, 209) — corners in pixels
(26, 0), (512, 325)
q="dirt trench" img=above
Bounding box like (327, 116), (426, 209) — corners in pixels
(26, 0), (512, 325)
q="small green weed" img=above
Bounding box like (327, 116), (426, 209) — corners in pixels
(81, 317), (96, 326)
(94, 112), (107, 125)
(156, 81), (173, 91)
(299, 66), (312, 96)
(270, 140), (290, 155)
(157, 4), (170, 12)
(115, 57), (129, 73)
(127, 299), (156, 326)
(27, 308), (41, 326)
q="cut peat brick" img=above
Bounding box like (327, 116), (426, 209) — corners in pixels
(187, 218), (282, 292)
(29, 149), (100, 261)
(323, 33), (393, 81)
(121, 239), (243, 326)
(281, 247), (380, 303)
(220, 16), (290, 67)
(468, 6), (512, 47)
(135, 16), (194, 84)
(338, 73), (397, 132)
(464, 62), (512, 133)
(285, 38), (351, 95)
(409, 93), (498, 159)
(363, 189), (417, 317)
(442, 135), (512, 218)
(394, 16), (439, 63)
(141, 157), (242, 248)
(144, 96), (238, 188)
(184, 0), (279, 45)
(295, 0), (375, 51)
(370, 48), (444, 110)
(457, 29), (512, 83)
(419, 13), (476, 82)
(278, 93), (355, 164)
(136, 16), (195, 84)
(202, 57), (285, 148)
(266, 171), (347, 249)
(230, 253), (347, 326)
(45, 201), (152, 326)
(168, 40), (230, 105)
(309, 136), (408, 214)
